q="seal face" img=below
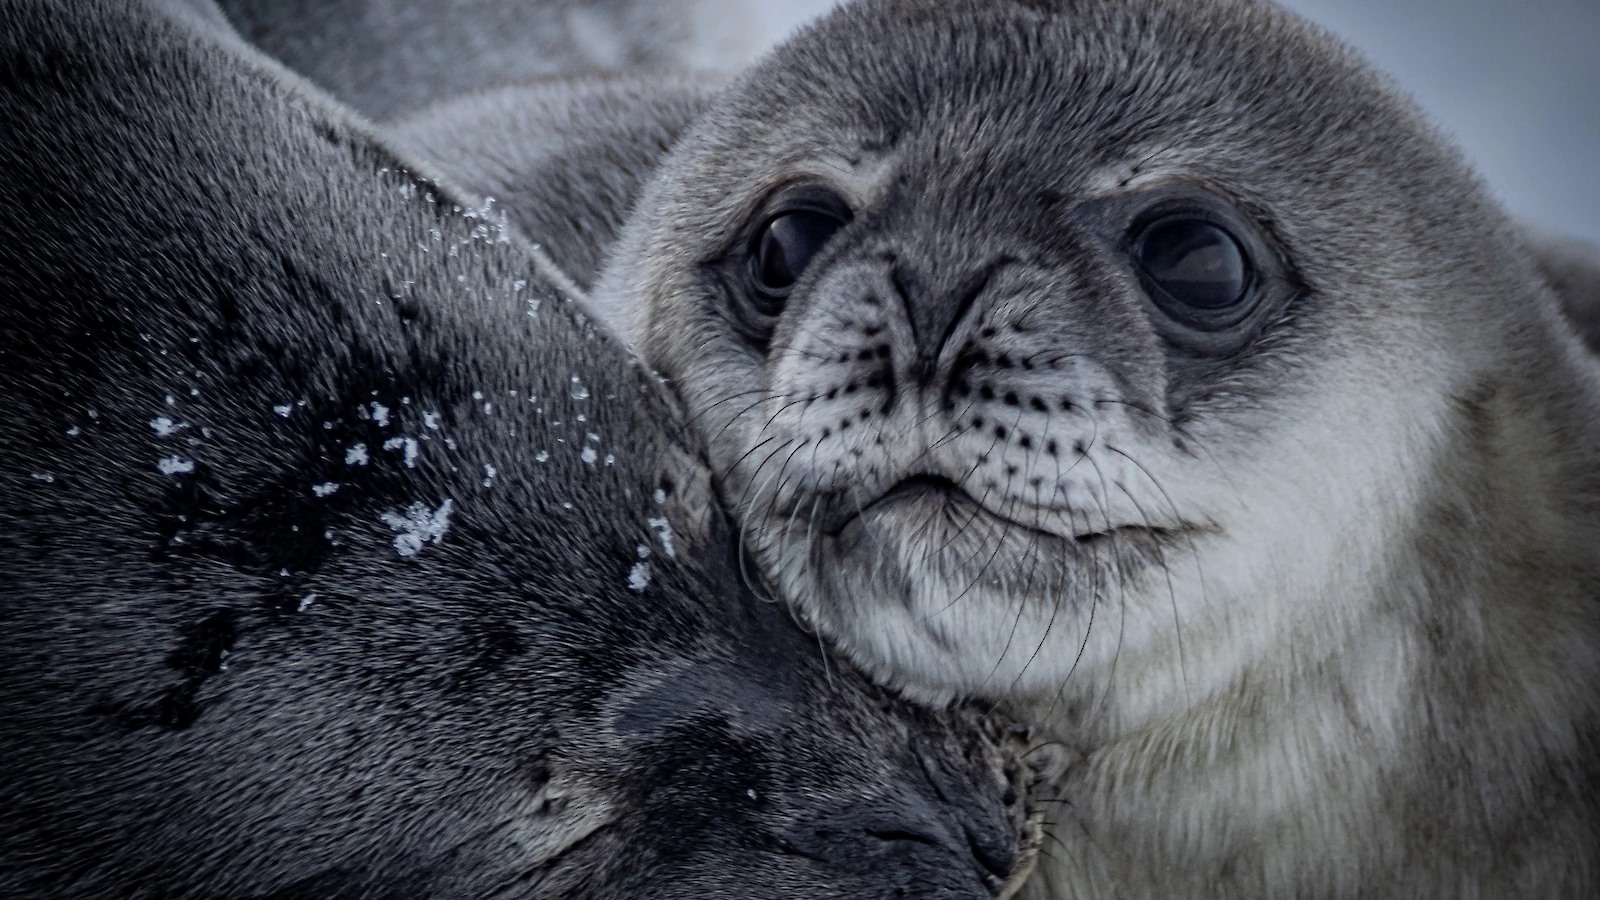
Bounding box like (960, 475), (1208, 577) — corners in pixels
(601, 0), (1487, 705)
(686, 168), (1307, 703)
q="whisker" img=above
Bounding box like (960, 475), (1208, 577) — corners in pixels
(1077, 454), (1128, 727)
(716, 432), (782, 484)
(1113, 477), (1190, 707)
(1091, 396), (1239, 494)
(686, 386), (773, 428)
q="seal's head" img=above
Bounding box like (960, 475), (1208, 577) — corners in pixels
(596, 0), (1561, 719)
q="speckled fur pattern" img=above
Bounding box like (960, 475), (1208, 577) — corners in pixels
(0, 1), (1041, 896)
(416, 0), (1600, 894)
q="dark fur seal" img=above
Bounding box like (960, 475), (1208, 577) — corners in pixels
(398, 0), (1600, 895)
(0, 1), (1038, 896)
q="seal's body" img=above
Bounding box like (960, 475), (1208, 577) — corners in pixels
(210, 0), (760, 121)
(393, 75), (717, 292)
(404, 0), (1600, 894)
(0, 1), (1036, 896)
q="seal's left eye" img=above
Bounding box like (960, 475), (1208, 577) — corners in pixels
(1134, 216), (1253, 317)
(748, 206), (850, 314)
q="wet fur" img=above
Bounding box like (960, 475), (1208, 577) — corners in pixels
(0, 1), (1038, 896)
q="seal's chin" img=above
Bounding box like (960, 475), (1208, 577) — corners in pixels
(769, 477), (1204, 699)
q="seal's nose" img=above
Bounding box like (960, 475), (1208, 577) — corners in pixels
(916, 736), (1023, 893)
(771, 744), (1027, 899)
(773, 805), (1014, 898)
(883, 251), (1018, 386)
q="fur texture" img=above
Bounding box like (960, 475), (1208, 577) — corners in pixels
(1527, 228), (1600, 352)
(411, 0), (1600, 894)
(210, 0), (761, 121)
(0, 1), (1040, 896)
(392, 75), (718, 292)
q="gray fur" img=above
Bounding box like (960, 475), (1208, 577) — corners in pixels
(392, 76), (718, 291)
(1526, 227), (1600, 351)
(0, 0), (1040, 896)
(210, 0), (760, 121)
(407, 0), (1600, 894)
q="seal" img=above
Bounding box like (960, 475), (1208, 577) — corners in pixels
(1528, 228), (1600, 352)
(208, 0), (762, 121)
(0, 1), (1038, 896)
(409, 0), (1600, 894)
(392, 74), (719, 294)
(607, 0), (1600, 894)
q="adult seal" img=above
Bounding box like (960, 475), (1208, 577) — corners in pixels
(404, 0), (1600, 895)
(0, 1), (1039, 896)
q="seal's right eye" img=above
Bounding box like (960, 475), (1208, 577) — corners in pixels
(1133, 216), (1253, 318)
(744, 195), (852, 319)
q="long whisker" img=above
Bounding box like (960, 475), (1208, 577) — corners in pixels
(1113, 477), (1190, 707)
(736, 438), (799, 593)
(717, 433), (782, 484)
(1077, 454), (1128, 727)
(1092, 396), (1238, 495)
(1012, 501), (1091, 700)
(686, 386), (773, 428)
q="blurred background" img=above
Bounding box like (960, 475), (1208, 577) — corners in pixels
(747, 0), (1599, 244)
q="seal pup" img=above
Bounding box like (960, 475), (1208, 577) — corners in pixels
(0, 1), (1039, 896)
(409, 0), (1596, 894)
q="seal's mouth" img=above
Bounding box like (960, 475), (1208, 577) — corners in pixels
(819, 473), (966, 538)
(872, 473), (964, 509)
(822, 473), (1177, 546)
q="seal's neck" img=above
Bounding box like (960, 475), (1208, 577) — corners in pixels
(1022, 348), (1600, 897)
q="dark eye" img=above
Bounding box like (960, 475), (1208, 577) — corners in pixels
(1133, 216), (1253, 321)
(747, 207), (850, 313)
